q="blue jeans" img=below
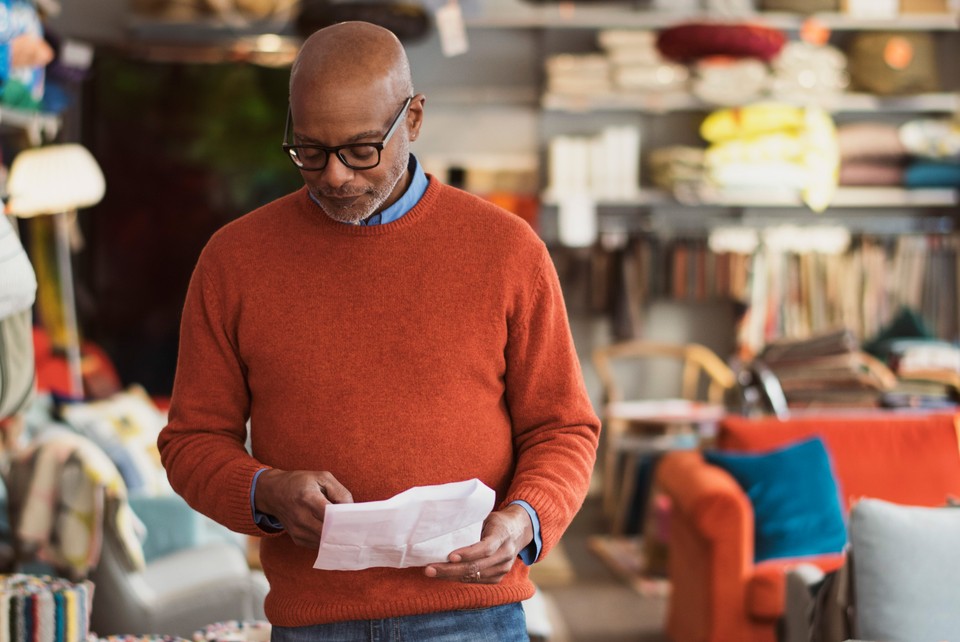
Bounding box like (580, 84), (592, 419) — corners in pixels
(271, 603), (528, 642)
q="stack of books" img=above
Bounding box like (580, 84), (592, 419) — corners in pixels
(880, 339), (960, 408)
(757, 328), (898, 409)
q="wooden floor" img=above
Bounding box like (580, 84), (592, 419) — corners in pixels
(532, 493), (671, 642)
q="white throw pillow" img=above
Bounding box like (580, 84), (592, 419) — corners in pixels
(850, 497), (960, 642)
(0, 213), (37, 319)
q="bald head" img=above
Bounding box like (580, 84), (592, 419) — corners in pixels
(290, 22), (414, 104)
(285, 21), (424, 224)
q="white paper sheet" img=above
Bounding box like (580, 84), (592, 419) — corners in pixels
(313, 478), (495, 571)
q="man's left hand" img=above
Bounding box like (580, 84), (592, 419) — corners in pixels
(423, 503), (534, 584)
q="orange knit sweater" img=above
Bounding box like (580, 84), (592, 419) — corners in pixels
(158, 177), (600, 626)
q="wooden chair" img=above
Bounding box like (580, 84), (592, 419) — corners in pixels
(592, 340), (737, 534)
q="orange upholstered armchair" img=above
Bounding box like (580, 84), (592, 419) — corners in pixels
(656, 412), (960, 642)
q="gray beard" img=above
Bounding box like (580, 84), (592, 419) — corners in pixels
(315, 143), (410, 224)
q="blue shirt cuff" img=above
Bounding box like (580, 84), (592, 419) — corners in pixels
(251, 467), (284, 531)
(510, 500), (542, 565)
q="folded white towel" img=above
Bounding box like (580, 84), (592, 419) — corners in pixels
(597, 29), (658, 52)
(0, 213), (37, 319)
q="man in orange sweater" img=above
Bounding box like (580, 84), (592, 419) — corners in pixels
(158, 21), (600, 641)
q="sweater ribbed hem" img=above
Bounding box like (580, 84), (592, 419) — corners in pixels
(224, 459), (277, 536)
(505, 484), (586, 558)
(264, 581), (536, 627)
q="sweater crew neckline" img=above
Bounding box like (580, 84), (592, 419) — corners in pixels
(298, 176), (441, 237)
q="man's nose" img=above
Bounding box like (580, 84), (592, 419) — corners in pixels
(320, 154), (355, 188)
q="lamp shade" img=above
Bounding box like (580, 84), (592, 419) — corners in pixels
(6, 143), (106, 217)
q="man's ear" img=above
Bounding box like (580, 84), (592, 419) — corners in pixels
(407, 94), (426, 141)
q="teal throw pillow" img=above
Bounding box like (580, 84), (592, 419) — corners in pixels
(705, 436), (847, 563)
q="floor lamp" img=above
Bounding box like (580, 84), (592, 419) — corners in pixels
(6, 143), (106, 400)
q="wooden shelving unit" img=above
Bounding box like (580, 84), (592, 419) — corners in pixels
(462, 4), (959, 31)
(542, 187), (959, 210)
(542, 91), (960, 114)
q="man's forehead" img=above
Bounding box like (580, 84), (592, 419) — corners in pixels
(291, 74), (394, 112)
(289, 90), (396, 144)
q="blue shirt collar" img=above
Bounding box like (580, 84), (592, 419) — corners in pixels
(309, 154), (428, 226)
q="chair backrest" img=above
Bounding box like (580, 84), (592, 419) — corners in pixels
(593, 339), (737, 405)
(719, 412), (960, 510)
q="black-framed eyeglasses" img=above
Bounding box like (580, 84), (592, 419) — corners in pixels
(282, 96), (413, 171)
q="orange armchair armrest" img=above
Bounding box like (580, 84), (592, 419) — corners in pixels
(657, 450), (761, 642)
(658, 450), (754, 548)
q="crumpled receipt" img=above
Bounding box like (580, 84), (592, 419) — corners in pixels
(313, 478), (495, 571)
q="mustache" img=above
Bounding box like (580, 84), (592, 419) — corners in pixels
(314, 188), (367, 199)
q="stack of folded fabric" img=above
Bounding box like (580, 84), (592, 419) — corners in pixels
(545, 21), (865, 112)
(688, 39), (848, 107)
(647, 145), (708, 203)
(693, 57), (768, 106)
(546, 127), (642, 203)
(863, 308), (960, 409)
(886, 339), (960, 404)
(597, 29), (689, 98)
(656, 22), (786, 106)
(768, 41), (849, 105)
(544, 53), (612, 98)
(700, 103), (839, 211)
(836, 122), (907, 187)
(900, 118), (960, 189)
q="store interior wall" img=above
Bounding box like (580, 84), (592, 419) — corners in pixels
(45, 5), (960, 408)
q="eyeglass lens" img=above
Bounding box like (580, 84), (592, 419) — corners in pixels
(284, 97), (412, 172)
(288, 145), (381, 171)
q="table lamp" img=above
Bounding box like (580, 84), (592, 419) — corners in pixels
(6, 143), (106, 399)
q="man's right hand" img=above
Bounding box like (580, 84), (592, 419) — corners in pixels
(255, 469), (354, 548)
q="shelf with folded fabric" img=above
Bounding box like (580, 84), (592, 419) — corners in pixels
(760, 11), (959, 31)
(541, 187), (959, 209)
(819, 187), (959, 208)
(535, 201), (957, 251)
(464, 5), (959, 32)
(541, 91), (960, 115)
